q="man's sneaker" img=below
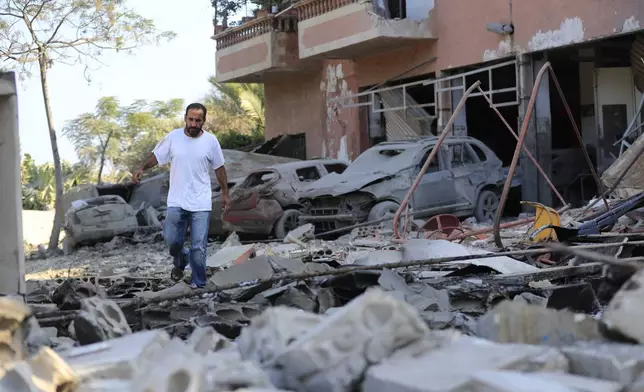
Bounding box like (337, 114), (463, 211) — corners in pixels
(190, 283), (204, 290)
(170, 267), (184, 282)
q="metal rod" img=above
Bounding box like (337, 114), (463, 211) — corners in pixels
(494, 62), (550, 248)
(126, 240), (644, 308)
(476, 85), (567, 206)
(393, 81), (482, 239)
(547, 67), (609, 211)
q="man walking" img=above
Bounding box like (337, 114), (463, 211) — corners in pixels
(132, 103), (231, 289)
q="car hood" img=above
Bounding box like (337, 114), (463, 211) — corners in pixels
(298, 171), (395, 198)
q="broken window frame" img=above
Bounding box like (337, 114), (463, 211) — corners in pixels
(328, 59), (519, 113)
(295, 166), (323, 183)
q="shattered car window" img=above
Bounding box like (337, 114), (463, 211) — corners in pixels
(470, 144), (487, 162)
(419, 149), (440, 173)
(296, 167), (321, 182)
(344, 147), (416, 174)
(324, 163), (347, 174)
(244, 171), (278, 188)
(449, 144), (476, 168)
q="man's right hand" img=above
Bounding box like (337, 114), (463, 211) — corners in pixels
(132, 169), (144, 184)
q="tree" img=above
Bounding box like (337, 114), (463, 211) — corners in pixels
(0, 0), (175, 250)
(63, 96), (122, 185)
(204, 77), (265, 145)
(211, 0), (243, 28)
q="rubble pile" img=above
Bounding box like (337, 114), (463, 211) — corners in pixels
(14, 196), (644, 391)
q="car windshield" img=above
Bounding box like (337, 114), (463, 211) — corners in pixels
(344, 146), (417, 174)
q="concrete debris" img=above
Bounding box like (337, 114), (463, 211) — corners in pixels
(21, 185), (644, 391)
(73, 297), (131, 345)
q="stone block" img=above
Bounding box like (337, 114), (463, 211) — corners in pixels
(561, 342), (644, 384)
(73, 297), (131, 345)
(603, 269), (644, 343)
(273, 288), (429, 392)
(362, 339), (569, 392)
(476, 300), (602, 345)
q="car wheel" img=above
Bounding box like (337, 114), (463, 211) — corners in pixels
(274, 209), (303, 239)
(368, 201), (401, 222)
(474, 190), (500, 223)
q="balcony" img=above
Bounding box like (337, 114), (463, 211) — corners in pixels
(296, 0), (435, 59)
(214, 13), (301, 83)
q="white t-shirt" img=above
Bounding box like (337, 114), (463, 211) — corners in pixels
(153, 128), (225, 212)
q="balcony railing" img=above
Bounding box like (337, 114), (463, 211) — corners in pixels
(297, 0), (360, 20)
(215, 14), (298, 50)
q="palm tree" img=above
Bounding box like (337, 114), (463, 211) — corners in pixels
(205, 77), (265, 136)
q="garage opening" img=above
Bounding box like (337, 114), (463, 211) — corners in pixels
(462, 61), (519, 166)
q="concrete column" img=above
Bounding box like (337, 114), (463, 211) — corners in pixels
(517, 53), (539, 205)
(450, 77), (467, 136)
(533, 55), (553, 207)
(0, 72), (24, 296)
(436, 71), (452, 134)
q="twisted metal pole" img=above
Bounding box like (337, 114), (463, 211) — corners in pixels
(393, 80), (481, 238)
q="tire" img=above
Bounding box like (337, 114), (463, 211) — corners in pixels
(274, 209), (303, 239)
(368, 201), (401, 222)
(474, 190), (500, 223)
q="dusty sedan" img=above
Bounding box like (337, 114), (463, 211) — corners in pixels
(211, 159), (348, 238)
(297, 136), (514, 233)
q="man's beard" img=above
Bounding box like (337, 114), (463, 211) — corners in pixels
(186, 126), (202, 137)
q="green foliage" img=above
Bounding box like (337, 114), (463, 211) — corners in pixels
(0, 0), (176, 76)
(21, 153), (91, 210)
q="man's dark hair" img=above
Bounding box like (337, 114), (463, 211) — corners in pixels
(185, 102), (207, 120)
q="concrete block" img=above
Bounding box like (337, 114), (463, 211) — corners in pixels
(274, 288), (429, 391)
(476, 300), (602, 345)
(207, 244), (256, 268)
(195, 303), (265, 339)
(603, 269), (644, 343)
(186, 326), (231, 354)
(131, 338), (205, 392)
(203, 350), (274, 391)
(73, 297), (131, 345)
(237, 307), (324, 367)
(0, 297), (31, 365)
(0, 346), (78, 392)
(362, 339), (569, 392)
(561, 342), (644, 384)
(62, 330), (170, 382)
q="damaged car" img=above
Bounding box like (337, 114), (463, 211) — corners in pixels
(217, 159), (348, 239)
(298, 136), (517, 233)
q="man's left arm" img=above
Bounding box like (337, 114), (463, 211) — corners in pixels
(215, 166), (229, 197)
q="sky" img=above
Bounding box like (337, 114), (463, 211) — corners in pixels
(17, 0), (252, 165)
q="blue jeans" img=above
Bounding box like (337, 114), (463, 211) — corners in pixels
(163, 207), (211, 287)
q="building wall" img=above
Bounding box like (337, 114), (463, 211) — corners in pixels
(261, 0), (644, 161)
(434, 0), (644, 70)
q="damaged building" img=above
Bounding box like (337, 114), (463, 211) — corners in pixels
(213, 0), (644, 208)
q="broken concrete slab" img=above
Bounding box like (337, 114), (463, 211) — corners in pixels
(603, 268), (644, 343)
(362, 339), (569, 392)
(403, 239), (540, 274)
(284, 224), (315, 246)
(194, 303), (264, 339)
(273, 286), (318, 312)
(203, 350), (275, 391)
(273, 288), (429, 391)
(468, 370), (622, 392)
(73, 297), (131, 345)
(210, 256), (274, 287)
(378, 269), (450, 313)
(561, 342), (644, 384)
(476, 300), (603, 346)
(207, 244), (256, 268)
(62, 330), (170, 382)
